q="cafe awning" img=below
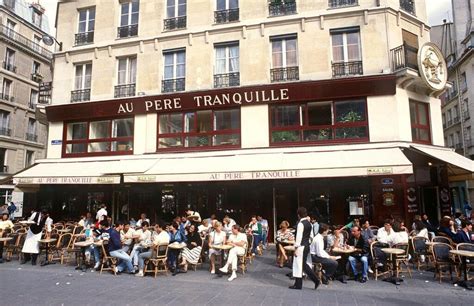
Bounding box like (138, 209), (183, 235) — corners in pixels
(124, 147), (413, 183)
(13, 158), (157, 185)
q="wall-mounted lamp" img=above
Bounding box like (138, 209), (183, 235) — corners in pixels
(41, 34), (63, 51)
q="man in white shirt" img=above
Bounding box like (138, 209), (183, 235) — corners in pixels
(310, 223), (339, 284)
(219, 225), (247, 282)
(120, 223), (135, 253)
(96, 204), (107, 222)
(257, 215), (269, 249)
(130, 221), (151, 268)
(376, 220), (395, 245)
(136, 222), (170, 276)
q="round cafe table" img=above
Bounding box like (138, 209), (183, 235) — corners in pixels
(74, 240), (94, 272)
(382, 248), (405, 285)
(39, 238), (57, 266)
(450, 249), (474, 290)
(168, 243), (186, 274)
(211, 244), (233, 272)
(19, 220), (35, 225)
(331, 247), (356, 283)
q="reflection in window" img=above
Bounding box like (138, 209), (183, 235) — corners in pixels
(409, 100), (431, 144)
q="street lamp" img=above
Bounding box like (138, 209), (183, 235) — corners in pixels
(41, 34), (62, 51)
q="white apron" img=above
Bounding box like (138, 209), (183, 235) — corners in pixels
(292, 245), (313, 278)
(22, 228), (42, 254)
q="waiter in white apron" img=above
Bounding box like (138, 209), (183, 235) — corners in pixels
(21, 210), (52, 265)
(289, 207), (320, 290)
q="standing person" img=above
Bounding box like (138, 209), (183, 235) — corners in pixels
(248, 216), (262, 255)
(289, 207), (320, 290)
(257, 215), (269, 249)
(21, 210), (53, 265)
(464, 201), (473, 220)
(347, 226), (370, 283)
(136, 213), (150, 228)
(7, 202), (16, 220)
(0, 213), (14, 263)
(96, 204), (107, 222)
(185, 209), (202, 223)
(219, 225), (248, 281)
(421, 213), (437, 235)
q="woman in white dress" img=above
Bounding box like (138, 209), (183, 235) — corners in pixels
(21, 210), (52, 265)
(208, 221), (227, 274)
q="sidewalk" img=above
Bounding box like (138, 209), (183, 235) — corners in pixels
(0, 247), (472, 306)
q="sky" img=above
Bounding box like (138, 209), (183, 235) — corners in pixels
(36, 0), (453, 34)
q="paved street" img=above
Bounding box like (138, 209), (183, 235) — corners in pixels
(0, 248), (472, 306)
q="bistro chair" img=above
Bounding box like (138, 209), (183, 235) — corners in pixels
(456, 243), (474, 280)
(100, 242), (117, 275)
(73, 226), (84, 235)
(411, 236), (429, 271)
(432, 236), (454, 245)
(245, 234), (254, 264)
(63, 233), (81, 264)
(340, 230), (349, 243)
(237, 243), (250, 275)
(431, 242), (457, 284)
(393, 243), (412, 278)
(50, 233), (72, 264)
(188, 239), (206, 271)
(144, 243), (168, 277)
(370, 241), (391, 280)
(4, 233), (18, 261)
(6, 232), (26, 261)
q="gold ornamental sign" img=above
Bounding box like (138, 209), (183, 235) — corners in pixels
(417, 42), (448, 91)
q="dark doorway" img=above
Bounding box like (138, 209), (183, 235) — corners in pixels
(422, 187), (439, 226)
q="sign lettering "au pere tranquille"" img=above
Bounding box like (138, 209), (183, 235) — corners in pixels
(117, 88), (290, 114)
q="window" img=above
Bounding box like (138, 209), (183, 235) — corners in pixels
(164, 0), (186, 30)
(409, 100), (431, 144)
(1, 79), (12, 101)
(31, 61), (42, 82)
(64, 118), (134, 156)
(158, 109), (240, 149)
(271, 35), (299, 82)
(0, 110), (10, 136)
(76, 7), (95, 45)
(26, 118), (37, 142)
(215, 0), (239, 23)
(400, 0), (416, 15)
(268, 0), (297, 16)
(331, 28), (363, 77)
(72, 63), (92, 102)
(0, 148), (6, 173)
(29, 90), (38, 109)
(214, 43), (239, 88)
(460, 72), (467, 92)
(118, 1), (139, 38)
(6, 19), (16, 37)
(4, 48), (16, 73)
(329, 0), (358, 8)
(32, 35), (41, 52)
(162, 49), (185, 92)
(115, 57), (136, 98)
(270, 99), (368, 144)
(25, 150), (34, 167)
(32, 8), (42, 28)
(464, 98), (470, 120)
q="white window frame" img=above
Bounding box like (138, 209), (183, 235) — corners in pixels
(0, 110), (10, 128)
(32, 61), (41, 74)
(120, 1), (139, 26)
(214, 44), (239, 74)
(32, 9), (42, 28)
(29, 89), (38, 107)
(166, 0), (186, 18)
(217, 0), (238, 10)
(2, 79), (12, 97)
(78, 7), (95, 33)
(331, 31), (362, 63)
(27, 118), (37, 135)
(74, 63), (92, 90)
(25, 150), (35, 167)
(4, 48), (15, 66)
(163, 50), (185, 80)
(117, 57), (137, 85)
(271, 37), (298, 69)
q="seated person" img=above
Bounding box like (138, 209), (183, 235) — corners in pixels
(99, 220), (134, 274)
(167, 221), (187, 273)
(0, 212), (14, 263)
(454, 220), (473, 244)
(438, 216), (457, 239)
(413, 220), (429, 239)
(342, 218), (360, 231)
(208, 221), (227, 274)
(181, 224), (203, 272)
(136, 221), (170, 277)
(376, 220), (395, 245)
(311, 223), (339, 284)
(219, 225), (247, 282)
(248, 216), (262, 255)
(275, 221), (295, 268)
(391, 222), (409, 245)
(84, 226), (102, 270)
(185, 209), (202, 224)
(120, 223), (135, 253)
(198, 219), (211, 236)
(327, 226), (345, 251)
(361, 219), (375, 243)
(347, 226), (370, 283)
(130, 221), (151, 269)
(135, 213), (150, 228)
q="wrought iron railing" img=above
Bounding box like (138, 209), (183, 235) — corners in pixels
(270, 67), (299, 82)
(114, 84), (136, 98)
(463, 111), (470, 121)
(71, 89), (91, 102)
(400, 0), (416, 15)
(31, 73), (43, 83)
(0, 127), (11, 137)
(455, 143), (463, 150)
(214, 9), (239, 23)
(164, 16), (187, 31)
(391, 44), (418, 71)
(214, 72), (240, 88)
(328, 0), (358, 8)
(0, 24), (52, 60)
(331, 61), (363, 77)
(269, 1), (297, 16)
(453, 116), (460, 124)
(447, 119), (453, 127)
(162, 78), (185, 93)
(0, 93), (14, 102)
(117, 24), (138, 38)
(39, 82), (52, 104)
(26, 133), (38, 142)
(2, 61), (16, 73)
(75, 31), (94, 45)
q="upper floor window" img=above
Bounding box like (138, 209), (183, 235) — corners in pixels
(331, 28), (363, 77)
(0, 110), (11, 136)
(214, 43), (239, 88)
(268, 0), (297, 17)
(329, 0), (358, 8)
(270, 99), (368, 145)
(400, 0), (415, 15)
(76, 7), (95, 45)
(3, 48), (16, 73)
(72, 63), (92, 102)
(25, 150), (34, 167)
(409, 100), (431, 144)
(460, 72), (467, 92)
(26, 118), (37, 142)
(164, 0), (187, 30)
(31, 61), (42, 82)
(6, 19), (15, 31)
(1, 79), (13, 101)
(115, 57), (136, 98)
(158, 109), (240, 150)
(118, 1), (139, 38)
(271, 35), (299, 82)
(64, 118), (134, 156)
(32, 8), (42, 28)
(29, 89), (38, 109)
(215, 0), (239, 23)
(163, 49), (185, 92)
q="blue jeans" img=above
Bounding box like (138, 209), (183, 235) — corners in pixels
(110, 249), (133, 273)
(86, 245), (101, 264)
(262, 231), (268, 246)
(252, 235), (262, 254)
(138, 251), (152, 270)
(348, 255), (368, 278)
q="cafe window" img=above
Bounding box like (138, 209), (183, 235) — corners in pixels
(64, 118), (134, 156)
(157, 108), (240, 150)
(409, 100), (431, 144)
(270, 99), (368, 144)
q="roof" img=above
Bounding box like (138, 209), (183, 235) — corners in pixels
(0, 0), (50, 34)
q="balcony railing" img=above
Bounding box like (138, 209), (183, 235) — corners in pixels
(269, 1), (297, 16)
(447, 119), (453, 127)
(28, 101), (36, 109)
(0, 24), (52, 60)
(0, 165), (8, 173)
(463, 111), (470, 121)
(0, 127), (11, 136)
(466, 140), (473, 148)
(117, 24), (138, 38)
(390, 44), (418, 71)
(453, 116), (460, 124)
(2, 61), (16, 73)
(75, 31), (94, 45)
(26, 133), (38, 142)
(455, 143), (463, 150)
(164, 16), (187, 31)
(331, 61), (363, 77)
(39, 82), (52, 104)
(162, 78), (185, 93)
(31, 73), (43, 83)
(71, 89), (91, 102)
(214, 72), (240, 88)
(400, 0), (416, 15)
(215, 9), (239, 23)
(328, 0), (358, 8)
(446, 90), (458, 102)
(0, 93), (14, 102)
(270, 67), (299, 82)
(114, 84), (136, 98)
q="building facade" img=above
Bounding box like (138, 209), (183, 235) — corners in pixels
(0, 0), (52, 211)
(13, 0), (473, 236)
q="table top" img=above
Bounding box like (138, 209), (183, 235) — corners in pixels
(168, 243), (186, 249)
(19, 221), (35, 225)
(0, 237), (13, 242)
(57, 229), (72, 233)
(282, 240), (295, 245)
(381, 248), (405, 255)
(450, 250), (474, 258)
(212, 244), (233, 250)
(283, 245), (295, 251)
(332, 247), (356, 254)
(39, 238), (57, 243)
(187, 215), (201, 220)
(75, 241), (94, 247)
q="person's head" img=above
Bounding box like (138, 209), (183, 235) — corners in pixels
(461, 220), (472, 231)
(173, 216), (181, 224)
(250, 215), (257, 224)
(86, 212), (92, 219)
(383, 219), (392, 232)
(392, 222), (402, 233)
(214, 221), (222, 232)
(80, 214), (86, 220)
(99, 220), (109, 229)
(210, 214), (216, 220)
(362, 219), (370, 229)
(181, 216), (187, 223)
(188, 224), (196, 233)
(100, 204), (106, 209)
(351, 226), (361, 238)
(202, 219), (209, 227)
(422, 213), (429, 221)
(115, 220), (124, 231)
(223, 217), (230, 225)
(413, 215), (421, 222)
(297, 207), (308, 219)
(414, 220), (426, 231)
(318, 223), (330, 235)
(353, 218), (360, 227)
(1, 213), (8, 221)
(123, 223), (130, 232)
(106, 215), (112, 223)
(440, 216), (452, 227)
(171, 222), (179, 232)
(140, 213), (147, 220)
(309, 214), (318, 223)
(257, 215), (262, 221)
(280, 220), (289, 230)
(155, 221), (165, 233)
(141, 221), (149, 230)
(231, 224), (241, 235)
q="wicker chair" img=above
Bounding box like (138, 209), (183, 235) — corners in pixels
(432, 236), (454, 245)
(144, 243), (168, 277)
(393, 242), (412, 278)
(411, 236), (429, 271)
(6, 232), (26, 261)
(99, 242), (117, 275)
(370, 241), (391, 280)
(63, 233), (81, 264)
(49, 233), (72, 264)
(456, 243), (474, 280)
(245, 234), (254, 264)
(431, 242), (457, 283)
(188, 239), (205, 271)
(237, 243), (250, 275)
